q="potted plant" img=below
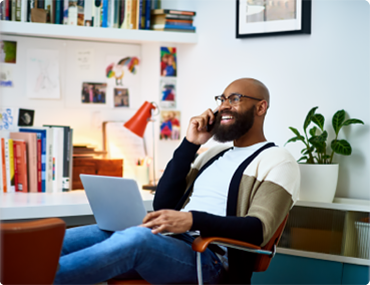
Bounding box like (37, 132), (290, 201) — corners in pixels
(286, 107), (364, 203)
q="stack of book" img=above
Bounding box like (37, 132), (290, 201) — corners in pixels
(0, 125), (73, 193)
(150, 8), (196, 33)
(0, 0), (163, 31)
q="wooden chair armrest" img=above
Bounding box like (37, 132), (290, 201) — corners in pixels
(192, 236), (261, 253)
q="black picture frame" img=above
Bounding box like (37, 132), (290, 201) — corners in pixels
(236, 0), (311, 38)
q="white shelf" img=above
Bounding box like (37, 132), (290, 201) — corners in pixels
(277, 248), (370, 266)
(295, 197), (370, 212)
(0, 21), (198, 44)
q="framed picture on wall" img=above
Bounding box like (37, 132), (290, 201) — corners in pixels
(236, 0), (311, 38)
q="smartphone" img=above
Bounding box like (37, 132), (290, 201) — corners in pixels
(206, 110), (219, 132)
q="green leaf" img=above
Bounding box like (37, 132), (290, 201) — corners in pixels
(342, 118), (364, 126)
(304, 107), (318, 131)
(285, 136), (305, 145)
(332, 110), (346, 135)
(312, 114), (325, 131)
(331, 139), (352, 156)
(309, 126), (318, 137)
(297, 156), (308, 163)
(289, 127), (302, 137)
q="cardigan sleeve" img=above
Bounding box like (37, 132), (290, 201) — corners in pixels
(190, 211), (263, 246)
(153, 138), (200, 211)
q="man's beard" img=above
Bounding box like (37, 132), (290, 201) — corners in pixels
(212, 105), (255, 143)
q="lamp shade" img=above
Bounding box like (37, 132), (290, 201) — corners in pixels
(124, 101), (156, 138)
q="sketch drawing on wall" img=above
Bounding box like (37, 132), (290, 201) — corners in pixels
(26, 49), (61, 99)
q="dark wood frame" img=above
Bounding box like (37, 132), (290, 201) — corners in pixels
(236, 0), (311, 38)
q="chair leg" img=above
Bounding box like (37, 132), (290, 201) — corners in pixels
(196, 252), (203, 285)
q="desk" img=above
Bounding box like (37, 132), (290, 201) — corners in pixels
(0, 190), (154, 226)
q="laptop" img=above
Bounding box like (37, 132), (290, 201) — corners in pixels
(80, 174), (147, 232)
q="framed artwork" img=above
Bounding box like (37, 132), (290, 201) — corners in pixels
(236, 0), (311, 38)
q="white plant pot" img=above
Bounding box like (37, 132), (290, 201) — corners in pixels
(298, 164), (339, 203)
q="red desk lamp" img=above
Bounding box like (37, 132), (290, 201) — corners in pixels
(124, 101), (157, 191)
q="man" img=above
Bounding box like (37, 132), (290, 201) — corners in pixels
(54, 78), (300, 284)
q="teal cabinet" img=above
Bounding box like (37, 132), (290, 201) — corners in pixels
(342, 263), (370, 284)
(252, 253), (344, 284)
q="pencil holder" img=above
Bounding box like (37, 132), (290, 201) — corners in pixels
(135, 165), (149, 188)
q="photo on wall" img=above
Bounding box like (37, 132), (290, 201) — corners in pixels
(114, 88), (129, 107)
(81, 82), (107, 104)
(160, 47), (177, 77)
(0, 41), (17, 63)
(159, 78), (176, 108)
(159, 110), (181, 141)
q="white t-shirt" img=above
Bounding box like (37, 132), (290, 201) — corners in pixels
(182, 141), (269, 216)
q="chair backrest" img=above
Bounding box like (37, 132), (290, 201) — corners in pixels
(1, 218), (66, 284)
(253, 214), (289, 272)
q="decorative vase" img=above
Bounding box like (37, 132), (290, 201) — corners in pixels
(298, 164), (339, 203)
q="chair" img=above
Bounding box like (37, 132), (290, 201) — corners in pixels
(107, 215), (288, 285)
(0, 218), (66, 285)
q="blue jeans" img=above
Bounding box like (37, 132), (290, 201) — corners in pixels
(54, 225), (225, 284)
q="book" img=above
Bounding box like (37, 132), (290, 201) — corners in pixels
(63, 0), (68, 24)
(13, 140), (28, 192)
(1, 138), (7, 192)
(10, 132), (38, 193)
(151, 23), (196, 32)
(12, 140), (18, 191)
(101, 0), (108, 27)
(19, 128), (48, 192)
(67, 0), (77, 25)
(15, 0), (21, 20)
(120, 0), (130, 29)
(11, 0), (16, 21)
(151, 9), (196, 16)
(112, 0), (119, 28)
(83, 0), (91, 25)
(21, 0), (28, 22)
(5, 139), (15, 193)
(36, 137), (41, 192)
(76, 0), (84, 25)
(144, 0), (150, 29)
(119, 0), (125, 28)
(43, 125), (72, 192)
(48, 127), (63, 192)
(107, 0), (114, 27)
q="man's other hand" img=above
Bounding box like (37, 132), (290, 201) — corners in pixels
(140, 210), (193, 234)
(186, 108), (216, 145)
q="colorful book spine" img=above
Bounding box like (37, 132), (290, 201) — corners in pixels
(55, 0), (62, 23)
(83, 0), (91, 25)
(144, 0), (150, 29)
(1, 138), (7, 193)
(12, 140), (19, 192)
(37, 137), (42, 192)
(15, 0), (21, 21)
(101, 0), (108, 27)
(63, 0), (68, 24)
(13, 140), (28, 192)
(19, 128), (47, 192)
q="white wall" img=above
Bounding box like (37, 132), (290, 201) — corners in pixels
(174, 0), (370, 200)
(1, 0), (369, 199)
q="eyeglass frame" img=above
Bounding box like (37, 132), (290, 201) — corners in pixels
(214, 93), (263, 106)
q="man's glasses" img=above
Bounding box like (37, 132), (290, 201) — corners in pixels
(215, 93), (262, 107)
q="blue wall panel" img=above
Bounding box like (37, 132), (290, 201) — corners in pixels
(252, 253), (343, 284)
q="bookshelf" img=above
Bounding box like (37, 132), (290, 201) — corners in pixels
(0, 21), (198, 44)
(278, 198), (370, 266)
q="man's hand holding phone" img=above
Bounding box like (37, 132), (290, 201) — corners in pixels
(186, 108), (218, 145)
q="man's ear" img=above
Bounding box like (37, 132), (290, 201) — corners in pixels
(256, 100), (268, 116)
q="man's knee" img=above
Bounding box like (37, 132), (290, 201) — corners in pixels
(114, 227), (156, 250)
